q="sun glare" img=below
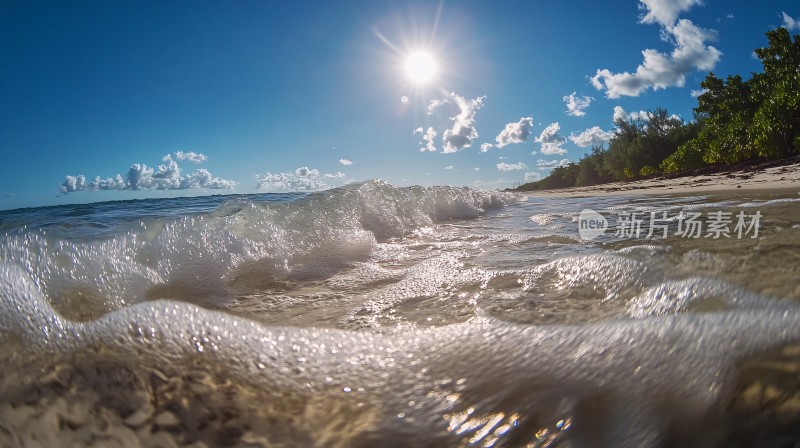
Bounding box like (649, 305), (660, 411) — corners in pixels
(405, 51), (437, 83)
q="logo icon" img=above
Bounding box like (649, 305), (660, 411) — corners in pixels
(578, 209), (607, 240)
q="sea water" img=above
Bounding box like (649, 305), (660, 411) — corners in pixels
(1, 180), (800, 447)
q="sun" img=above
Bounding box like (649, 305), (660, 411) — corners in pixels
(404, 51), (437, 83)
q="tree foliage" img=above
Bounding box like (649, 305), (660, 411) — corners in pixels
(517, 108), (696, 191)
(662, 27), (800, 173)
(517, 28), (800, 191)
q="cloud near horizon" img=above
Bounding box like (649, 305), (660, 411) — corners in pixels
(59, 154), (235, 193)
(537, 158), (571, 170)
(255, 166), (348, 192)
(591, 0), (721, 99)
(613, 106), (682, 124)
(524, 171), (541, 182)
(534, 122), (568, 155)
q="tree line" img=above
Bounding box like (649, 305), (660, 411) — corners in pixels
(515, 27), (799, 191)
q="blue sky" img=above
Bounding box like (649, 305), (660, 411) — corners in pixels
(1, 0), (797, 209)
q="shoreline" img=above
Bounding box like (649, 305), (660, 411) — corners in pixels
(517, 160), (800, 198)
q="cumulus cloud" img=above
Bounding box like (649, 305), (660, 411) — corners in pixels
(563, 93), (594, 117)
(537, 159), (571, 170)
(569, 126), (615, 147)
(534, 122), (568, 155)
(413, 126), (438, 152)
(690, 88), (708, 97)
(444, 165), (454, 170)
(424, 93), (486, 153)
(782, 12), (800, 31)
(339, 158), (353, 165)
(59, 156), (235, 194)
(591, 18), (721, 98)
(638, 0), (703, 27)
(497, 162), (528, 171)
(255, 166), (349, 192)
(494, 117), (534, 148)
(480, 143), (494, 153)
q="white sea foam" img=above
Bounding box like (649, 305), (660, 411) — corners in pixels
(2, 185), (800, 446)
(3, 262), (800, 446)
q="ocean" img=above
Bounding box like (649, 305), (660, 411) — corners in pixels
(1, 180), (800, 447)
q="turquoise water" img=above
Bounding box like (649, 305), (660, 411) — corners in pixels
(1, 181), (800, 447)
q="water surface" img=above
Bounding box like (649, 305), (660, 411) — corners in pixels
(1, 181), (800, 447)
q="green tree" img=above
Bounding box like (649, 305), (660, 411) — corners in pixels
(575, 145), (613, 187)
(751, 27), (800, 157)
(665, 27), (800, 173)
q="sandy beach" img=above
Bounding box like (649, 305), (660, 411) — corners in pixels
(520, 159), (800, 197)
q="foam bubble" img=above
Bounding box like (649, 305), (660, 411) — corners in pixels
(4, 262), (800, 445)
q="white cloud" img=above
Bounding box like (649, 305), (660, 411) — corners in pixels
(413, 126), (438, 152)
(339, 158), (353, 165)
(494, 116), (534, 148)
(782, 12), (800, 31)
(480, 143), (494, 153)
(425, 93), (486, 153)
(612, 106), (681, 124)
(255, 166), (348, 192)
(613, 106), (626, 123)
(426, 97), (461, 117)
(563, 92), (594, 117)
(534, 122), (568, 155)
(176, 150), (208, 163)
(591, 19), (721, 98)
(163, 151), (208, 164)
(524, 172), (541, 182)
(474, 167), (480, 171)
(569, 126), (615, 147)
(638, 0), (703, 27)
(613, 106), (652, 123)
(497, 162), (528, 171)
(444, 165), (454, 170)
(690, 88), (708, 97)
(59, 156), (235, 194)
(537, 159), (571, 170)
